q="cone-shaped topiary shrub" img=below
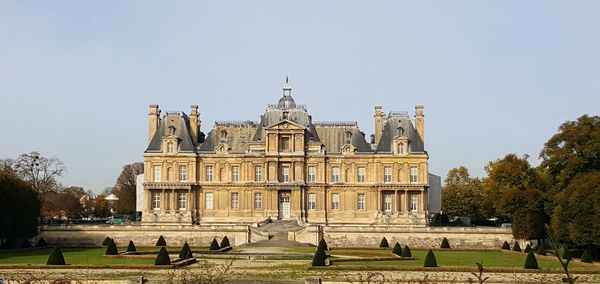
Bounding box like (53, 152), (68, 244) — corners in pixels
(311, 244), (327, 266)
(209, 238), (220, 250)
(317, 238), (328, 252)
(155, 235), (167, 247)
(219, 236), (230, 248)
(22, 239), (31, 248)
(102, 237), (111, 246)
(512, 242), (521, 252)
(37, 237), (47, 247)
(154, 247), (171, 265)
(581, 250), (593, 263)
(401, 245), (412, 257)
(423, 250), (438, 267)
(536, 242), (546, 256)
(179, 242), (192, 260)
(126, 240), (136, 252)
(186, 249), (193, 260)
(392, 242), (402, 256)
(501, 241), (510, 250)
(524, 250), (539, 269)
(46, 247), (66, 265)
(440, 237), (450, 249)
(524, 244), (532, 253)
(379, 237), (389, 248)
(562, 248), (572, 260)
(105, 238), (118, 255)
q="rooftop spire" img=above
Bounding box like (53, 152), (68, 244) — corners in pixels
(282, 76), (292, 96)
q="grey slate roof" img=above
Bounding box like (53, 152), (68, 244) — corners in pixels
(314, 122), (373, 153)
(146, 112), (196, 153)
(375, 113), (424, 153)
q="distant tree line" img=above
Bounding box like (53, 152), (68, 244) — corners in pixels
(441, 114), (600, 259)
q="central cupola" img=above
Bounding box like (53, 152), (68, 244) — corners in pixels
(277, 76), (296, 109)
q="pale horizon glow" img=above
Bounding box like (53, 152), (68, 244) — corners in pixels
(1, 1), (599, 192)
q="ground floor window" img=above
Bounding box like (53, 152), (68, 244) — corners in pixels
(331, 193), (340, 210)
(152, 192), (160, 210)
(410, 193), (418, 212)
(205, 192), (214, 210)
(384, 193), (392, 212)
(308, 193), (316, 210)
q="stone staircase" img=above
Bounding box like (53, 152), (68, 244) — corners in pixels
(244, 220), (311, 248)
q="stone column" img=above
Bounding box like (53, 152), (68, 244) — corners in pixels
(161, 189), (165, 214)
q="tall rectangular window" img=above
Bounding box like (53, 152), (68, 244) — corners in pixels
(331, 193), (340, 209)
(410, 166), (418, 183)
(231, 166), (239, 182)
(397, 143), (404, 154)
(231, 192), (239, 209)
(178, 192), (186, 210)
(410, 194), (418, 212)
(281, 167), (289, 183)
(167, 142), (174, 153)
(179, 165), (187, 182)
(205, 166), (213, 182)
(153, 165), (161, 182)
(151, 192), (160, 210)
(279, 136), (290, 151)
(308, 166), (316, 183)
(384, 166), (392, 183)
(384, 194), (392, 212)
(205, 192), (214, 210)
(255, 166), (262, 182)
(357, 167), (366, 182)
(357, 193), (365, 210)
(331, 167), (340, 183)
(308, 193), (316, 210)
(254, 192), (262, 209)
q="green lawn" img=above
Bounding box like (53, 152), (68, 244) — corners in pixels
(329, 249), (592, 269)
(0, 248), (156, 265)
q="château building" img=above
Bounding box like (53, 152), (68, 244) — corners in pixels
(142, 79), (429, 226)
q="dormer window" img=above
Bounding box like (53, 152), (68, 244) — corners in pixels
(397, 143), (404, 155)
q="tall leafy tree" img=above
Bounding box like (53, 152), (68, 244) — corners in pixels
(483, 154), (548, 240)
(441, 166), (486, 220)
(0, 169), (40, 248)
(112, 162), (143, 214)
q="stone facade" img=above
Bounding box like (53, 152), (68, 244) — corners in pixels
(142, 79), (429, 226)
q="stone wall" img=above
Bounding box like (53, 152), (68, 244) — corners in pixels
(40, 224), (250, 247)
(295, 225), (514, 249)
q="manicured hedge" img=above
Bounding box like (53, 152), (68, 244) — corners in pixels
(37, 237), (47, 247)
(179, 242), (193, 260)
(512, 242), (521, 252)
(219, 236), (231, 248)
(46, 247), (66, 265)
(318, 238), (328, 252)
(423, 250), (437, 267)
(379, 237), (389, 248)
(401, 245), (412, 257)
(392, 242), (402, 256)
(440, 237), (450, 249)
(209, 238), (220, 250)
(156, 235), (167, 247)
(102, 237), (111, 246)
(155, 247), (171, 265)
(126, 240), (137, 252)
(501, 241), (510, 250)
(524, 244), (532, 253)
(312, 244), (327, 266)
(105, 239), (118, 255)
(524, 250), (539, 269)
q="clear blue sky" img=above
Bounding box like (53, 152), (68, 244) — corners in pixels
(1, 1), (599, 192)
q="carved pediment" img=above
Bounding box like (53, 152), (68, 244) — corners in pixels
(341, 144), (356, 155)
(215, 143), (230, 154)
(265, 119), (306, 130)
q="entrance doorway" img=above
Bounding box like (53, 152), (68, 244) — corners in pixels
(278, 191), (291, 220)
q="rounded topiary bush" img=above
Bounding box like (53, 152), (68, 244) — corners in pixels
(379, 237), (389, 248)
(219, 236), (230, 248)
(105, 238), (118, 255)
(581, 250), (593, 263)
(209, 238), (220, 250)
(512, 242), (521, 252)
(22, 239), (31, 248)
(524, 250), (539, 269)
(312, 245), (327, 266)
(392, 242), (402, 256)
(37, 237), (47, 247)
(46, 247), (66, 265)
(401, 245), (412, 257)
(155, 247), (171, 265)
(127, 240), (137, 252)
(179, 242), (193, 260)
(440, 237), (450, 249)
(102, 237), (111, 246)
(423, 250), (437, 267)
(317, 238), (328, 252)
(501, 241), (510, 250)
(524, 244), (532, 253)
(155, 235), (167, 247)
